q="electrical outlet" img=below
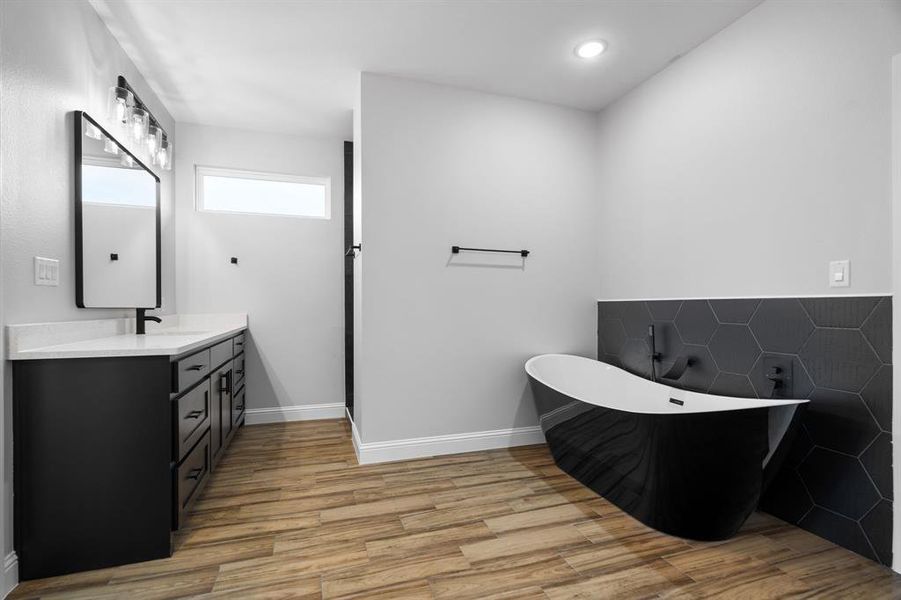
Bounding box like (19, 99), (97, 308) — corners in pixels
(34, 256), (59, 287)
(829, 260), (849, 288)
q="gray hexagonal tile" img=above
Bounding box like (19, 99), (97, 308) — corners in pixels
(799, 329), (880, 393)
(598, 318), (626, 355)
(598, 301), (629, 320)
(621, 302), (653, 339)
(861, 298), (891, 364)
(600, 354), (622, 369)
(708, 373), (756, 398)
(748, 353), (814, 400)
(620, 338), (651, 379)
(760, 468), (813, 524)
(799, 448), (879, 519)
(749, 299), (814, 354)
(708, 325), (760, 375)
(800, 297), (880, 328)
(860, 432), (892, 500)
(805, 388), (880, 455)
(678, 344), (717, 393)
(674, 300), (718, 345)
(861, 366), (891, 432)
(709, 299), (761, 324)
(651, 320), (684, 368)
(799, 507), (877, 561)
(861, 500), (893, 566)
(647, 300), (683, 321)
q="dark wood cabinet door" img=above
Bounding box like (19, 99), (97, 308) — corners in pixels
(211, 361), (234, 463)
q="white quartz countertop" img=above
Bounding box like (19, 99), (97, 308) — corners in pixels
(6, 314), (248, 360)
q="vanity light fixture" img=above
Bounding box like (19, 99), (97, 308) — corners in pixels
(84, 120), (102, 141)
(107, 75), (173, 172)
(574, 39), (607, 59)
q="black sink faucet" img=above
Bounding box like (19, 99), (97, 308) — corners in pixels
(136, 308), (162, 335)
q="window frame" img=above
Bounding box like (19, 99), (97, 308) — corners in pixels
(195, 165), (331, 220)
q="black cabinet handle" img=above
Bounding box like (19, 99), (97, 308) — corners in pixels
(219, 374), (228, 393)
(185, 410), (203, 419)
(236, 369), (244, 376)
(186, 467), (203, 481)
(186, 364), (206, 372)
(235, 404), (244, 411)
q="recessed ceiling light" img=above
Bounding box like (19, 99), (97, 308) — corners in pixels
(574, 39), (607, 59)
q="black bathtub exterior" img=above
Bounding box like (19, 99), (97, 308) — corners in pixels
(530, 375), (802, 541)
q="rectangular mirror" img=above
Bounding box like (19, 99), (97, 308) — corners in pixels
(75, 111), (160, 309)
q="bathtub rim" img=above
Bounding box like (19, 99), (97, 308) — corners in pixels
(525, 353), (808, 415)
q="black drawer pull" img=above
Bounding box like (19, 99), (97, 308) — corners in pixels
(236, 369), (244, 375)
(235, 404), (244, 411)
(186, 467), (204, 481)
(219, 373), (230, 393)
(185, 410), (204, 419)
(235, 341), (244, 347)
(186, 364), (206, 372)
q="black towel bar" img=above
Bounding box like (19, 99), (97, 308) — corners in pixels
(451, 246), (529, 257)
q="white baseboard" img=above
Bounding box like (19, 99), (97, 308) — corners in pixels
(353, 425), (545, 465)
(2, 552), (17, 599)
(244, 402), (345, 425)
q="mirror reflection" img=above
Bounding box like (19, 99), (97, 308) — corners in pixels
(76, 112), (159, 309)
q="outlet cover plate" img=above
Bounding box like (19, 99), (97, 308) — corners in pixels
(829, 260), (850, 287)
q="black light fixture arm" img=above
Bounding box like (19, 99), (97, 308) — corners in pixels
(451, 245), (529, 258)
(117, 75), (169, 141)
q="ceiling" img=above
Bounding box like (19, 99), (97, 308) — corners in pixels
(90, 0), (761, 139)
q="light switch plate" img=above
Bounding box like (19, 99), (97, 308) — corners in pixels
(34, 256), (59, 287)
(829, 260), (849, 288)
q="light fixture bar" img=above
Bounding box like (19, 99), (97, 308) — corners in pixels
(116, 75), (169, 142)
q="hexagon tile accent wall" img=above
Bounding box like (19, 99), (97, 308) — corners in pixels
(597, 296), (892, 566)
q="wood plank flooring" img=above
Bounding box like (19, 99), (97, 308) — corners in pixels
(10, 419), (901, 599)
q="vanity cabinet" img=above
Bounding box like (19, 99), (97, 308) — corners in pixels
(13, 330), (247, 580)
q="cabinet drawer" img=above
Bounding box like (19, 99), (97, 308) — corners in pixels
(233, 353), (246, 389)
(232, 333), (246, 356)
(232, 385), (246, 428)
(175, 381), (210, 462)
(172, 349), (210, 394)
(210, 339), (232, 371)
(174, 431), (210, 530)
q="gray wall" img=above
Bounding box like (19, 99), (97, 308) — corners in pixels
(174, 123), (345, 414)
(594, 0), (901, 300)
(0, 0), (175, 591)
(355, 73), (599, 443)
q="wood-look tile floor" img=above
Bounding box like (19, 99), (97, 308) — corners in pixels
(11, 419), (901, 599)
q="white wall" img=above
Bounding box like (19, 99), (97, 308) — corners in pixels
(0, 1), (175, 593)
(355, 73), (599, 444)
(594, 0), (901, 300)
(175, 123), (345, 415)
(891, 52), (901, 572)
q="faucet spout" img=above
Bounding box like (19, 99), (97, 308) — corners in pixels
(136, 308), (162, 335)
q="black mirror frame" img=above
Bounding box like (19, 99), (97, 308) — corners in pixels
(74, 111), (161, 309)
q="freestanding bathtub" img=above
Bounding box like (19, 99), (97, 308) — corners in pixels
(526, 354), (808, 541)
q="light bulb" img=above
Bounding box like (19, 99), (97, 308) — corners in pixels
(130, 107), (149, 146)
(107, 86), (133, 126)
(84, 121), (102, 140)
(103, 137), (119, 155)
(158, 137), (171, 171)
(146, 123), (162, 156)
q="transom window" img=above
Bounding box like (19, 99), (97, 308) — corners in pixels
(196, 166), (330, 219)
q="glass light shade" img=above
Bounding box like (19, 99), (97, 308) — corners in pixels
(102, 137), (119, 155)
(129, 107), (149, 146)
(158, 138), (172, 171)
(84, 121), (102, 140)
(107, 86), (133, 126)
(146, 123), (162, 156)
